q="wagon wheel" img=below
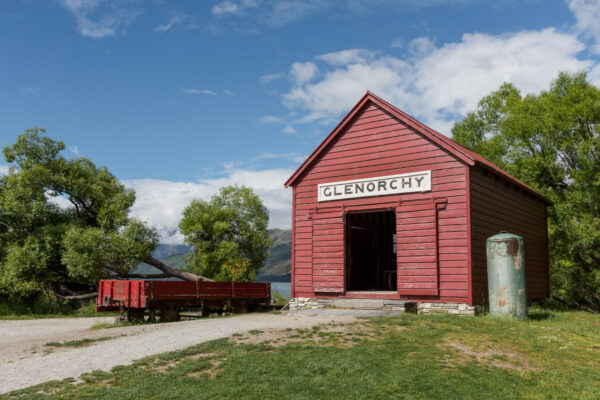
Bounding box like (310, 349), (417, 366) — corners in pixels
(127, 308), (146, 323)
(159, 304), (181, 322)
(147, 307), (157, 323)
(235, 301), (248, 314)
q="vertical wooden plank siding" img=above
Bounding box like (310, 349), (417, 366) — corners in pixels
(312, 209), (344, 293)
(469, 167), (550, 301)
(291, 186), (296, 298)
(293, 208), (313, 295)
(396, 199), (439, 295)
(292, 103), (470, 302)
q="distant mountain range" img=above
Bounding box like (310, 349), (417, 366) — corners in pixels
(132, 229), (291, 282)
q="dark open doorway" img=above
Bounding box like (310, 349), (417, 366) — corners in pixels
(345, 210), (397, 291)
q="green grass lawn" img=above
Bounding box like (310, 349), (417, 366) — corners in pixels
(3, 308), (599, 400)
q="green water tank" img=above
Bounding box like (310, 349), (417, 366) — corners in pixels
(486, 232), (527, 320)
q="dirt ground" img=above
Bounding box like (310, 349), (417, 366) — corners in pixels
(0, 312), (357, 394)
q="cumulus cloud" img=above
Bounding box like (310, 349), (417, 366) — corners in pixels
(408, 36), (436, 55)
(0, 165), (9, 175)
(57, 0), (141, 39)
(125, 167), (294, 244)
(281, 28), (595, 134)
(290, 62), (319, 85)
(317, 49), (374, 66)
(568, 0), (600, 54)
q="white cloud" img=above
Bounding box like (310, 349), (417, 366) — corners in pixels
(68, 146), (80, 156)
(408, 36), (435, 55)
(281, 28), (595, 134)
(0, 165), (9, 175)
(180, 88), (217, 95)
(317, 49), (374, 66)
(212, 0), (260, 16)
(568, 0), (600, 54)
(126, 167), (294, 244)
(258, 115), (284, 124)
(57, 0), (141, 39)
(211, 0), (479, 28)
(253, 152), (306, 163)
(263, 1), (324, 27)
(282, 124), (297, 135)
(212, 1), (241, 15)
(154, 11), (187, 32)
(589, 62), (600, 86)
(223, 90), (236, 95)
(259, 72), (286, 85)
(290, 62), (319, 85)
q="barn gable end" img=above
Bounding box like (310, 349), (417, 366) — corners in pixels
(290, 97), (471, 303)
(287, 92), (550, 307)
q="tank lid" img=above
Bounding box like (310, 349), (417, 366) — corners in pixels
(487, 232), (523, 241)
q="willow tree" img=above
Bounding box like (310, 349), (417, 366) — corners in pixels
(179, 186), (272, 282)
(452, 72), (600, 312)
(0, 128), (208, 305)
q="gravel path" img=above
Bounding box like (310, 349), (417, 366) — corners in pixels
(0, 313), (356, 394)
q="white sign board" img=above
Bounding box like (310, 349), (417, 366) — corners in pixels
(317, 170), (431, 202)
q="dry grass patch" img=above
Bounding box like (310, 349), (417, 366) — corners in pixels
(230, 321), (405, 348)
(186, 358), (223, 379)
(146, 352), (219, 374)
(438, 336), (536, 372)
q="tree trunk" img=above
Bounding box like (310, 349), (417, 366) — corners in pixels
(144, 256), (214, 282)
(126, 273), (171, 279)
(55, 292), (98, 301)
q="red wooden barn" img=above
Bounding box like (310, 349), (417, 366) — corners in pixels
(285, 92), (551, 311)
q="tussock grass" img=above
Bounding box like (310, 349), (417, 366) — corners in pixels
(3, 307), (600, 399)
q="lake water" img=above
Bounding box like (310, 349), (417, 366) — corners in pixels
(270, 282), (291, 298)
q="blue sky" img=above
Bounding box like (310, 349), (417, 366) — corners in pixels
(1, 0), (600, 243)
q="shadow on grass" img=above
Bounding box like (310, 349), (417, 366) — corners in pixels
(528, 311), (553, 321)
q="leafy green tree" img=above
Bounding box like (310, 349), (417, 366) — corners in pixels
(0, 128), (205, 304)
(452, 72), (600, 312)
(179, 186), (272, 281)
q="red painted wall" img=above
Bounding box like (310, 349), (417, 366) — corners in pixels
(292, 102), (471, 303)
(469, 167), (550, 302)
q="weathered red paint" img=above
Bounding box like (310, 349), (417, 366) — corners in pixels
(286, 92), (551, 305)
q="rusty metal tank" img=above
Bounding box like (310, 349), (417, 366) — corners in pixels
(486, 232), (527, 320)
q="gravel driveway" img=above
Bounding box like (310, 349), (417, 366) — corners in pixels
(0, 313), (356, 394)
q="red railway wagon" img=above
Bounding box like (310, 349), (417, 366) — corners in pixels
(96, 280), (271, 322)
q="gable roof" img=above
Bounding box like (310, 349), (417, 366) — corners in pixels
(285, 91), (551, 205)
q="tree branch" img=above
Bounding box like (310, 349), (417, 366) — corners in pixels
(144, 255), (213, 282)
(55, 292), (98, 301)
(126, 273), (171, 279)
(0, 218), (44, 241)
